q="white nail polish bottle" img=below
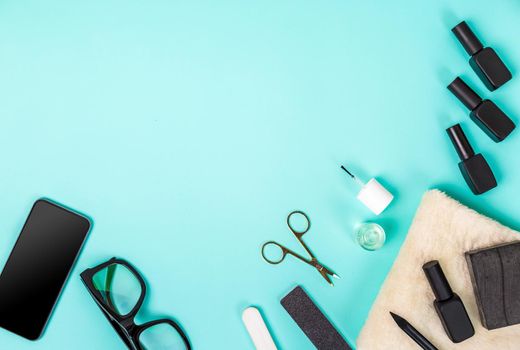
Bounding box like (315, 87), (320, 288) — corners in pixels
(341, 165), (394, 215)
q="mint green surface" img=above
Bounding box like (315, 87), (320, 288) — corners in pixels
(1, 1), (520, 349)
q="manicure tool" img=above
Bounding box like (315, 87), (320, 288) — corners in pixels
(242, 307), (277, 350)
(261, 211), (339, 286)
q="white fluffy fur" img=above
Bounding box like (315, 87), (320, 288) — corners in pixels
(357, 190), (520, 349)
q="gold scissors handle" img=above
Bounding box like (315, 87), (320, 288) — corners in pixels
(261, 241), (312, 265)
(286, 210), (310, 236)
(261, 211), (314, 265)
(286, 211), (316, 260)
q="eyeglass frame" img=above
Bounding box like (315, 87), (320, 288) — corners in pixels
(80, 257), (191, 350)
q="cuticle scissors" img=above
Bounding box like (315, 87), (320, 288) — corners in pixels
(261, 210), (340, 286)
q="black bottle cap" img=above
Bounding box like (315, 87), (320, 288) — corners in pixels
(423, 260), (454, 301)
(447, 124), (475, 161)
(448, 77), (482, 111)
(452, 21), (483, 56)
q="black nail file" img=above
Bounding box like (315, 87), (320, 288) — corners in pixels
(281, 286), (351, 350)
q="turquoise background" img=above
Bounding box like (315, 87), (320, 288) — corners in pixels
(1, 1), (520, 349)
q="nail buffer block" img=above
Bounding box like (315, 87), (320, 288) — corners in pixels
(281, 286), (351, 350)
(466, 241), (520, 330)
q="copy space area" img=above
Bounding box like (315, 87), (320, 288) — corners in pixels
(0, 1), (519, 349)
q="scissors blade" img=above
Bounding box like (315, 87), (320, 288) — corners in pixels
(312, 261), (334, 286)
(314, 261), (340, 284)
(318, 267), (334, 286)
(325, 266), (341, 280)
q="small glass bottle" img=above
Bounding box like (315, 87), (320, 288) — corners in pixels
(355, 222), (385, 251)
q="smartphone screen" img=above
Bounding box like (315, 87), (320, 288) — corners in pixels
(0, 199), (91, 340)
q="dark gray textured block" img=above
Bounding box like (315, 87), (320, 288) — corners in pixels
(465, 241), (520, 330)
(281, 286), (351, 350)
(500, 243), (520, 325)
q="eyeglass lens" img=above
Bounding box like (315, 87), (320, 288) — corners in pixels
(139, 323), (188, 350)
(92, 263), (142, 317)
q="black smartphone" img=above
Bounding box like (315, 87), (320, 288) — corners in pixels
(0, 199), (91, 340)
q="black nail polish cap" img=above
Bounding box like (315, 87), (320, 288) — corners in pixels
(423, 260), (453, 301)
(423, 259), (475, 343)
(452, 21), (483, 56)
(447, 124), (474, 161)
(451, 20), (512, 91)
(448, 77), (481, 111)
(446, 124), (497, 194)
(448, 77), (515, 142)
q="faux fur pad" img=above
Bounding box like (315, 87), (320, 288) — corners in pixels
(357, 190), (520, 349)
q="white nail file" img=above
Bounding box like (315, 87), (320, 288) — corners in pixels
(242, 307), (278, 350)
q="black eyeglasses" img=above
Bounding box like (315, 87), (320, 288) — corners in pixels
(80, 257), (191, 350)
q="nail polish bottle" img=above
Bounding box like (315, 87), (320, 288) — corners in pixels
(448, 77), (515, 142)
(452, 21), (512, 91)
(423, 260), (475, 343)
(340, 165), (394, 215)
(447, 124), (496, 195)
